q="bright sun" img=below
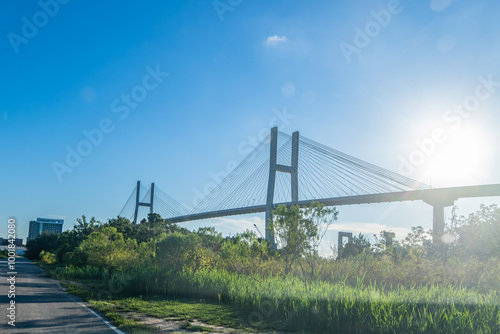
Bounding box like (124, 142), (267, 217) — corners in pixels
(424, 126), (490, 187)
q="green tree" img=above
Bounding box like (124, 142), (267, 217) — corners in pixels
(219, 230), (270, 275)
(106, 216), (137, 241)
(269, 204), (307, 274)
(373, 230), (400, 254)
(338, 233), (372, 259)
(136, 213), (189, 244)
(56, 216), (100, 264)
(451, 204), (500, 259)
(74, 215), (100, 238)
(77, 226), (138, 268)
(25, 232), (60, 260)
(196, 226), (223, 251)
(398, 226), (432, 259)
(301, 202), (338, 281)
(155, 232), (200, 270)
(401, 226), (431, 249)
(269, 202), (338, 276)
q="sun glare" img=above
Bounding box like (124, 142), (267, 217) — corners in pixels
(424, 126), (490, 187)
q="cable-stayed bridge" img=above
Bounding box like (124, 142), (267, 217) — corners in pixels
(119, 127), (500, 246)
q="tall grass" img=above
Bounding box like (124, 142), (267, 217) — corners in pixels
(49, 255), (500, 333)
(50, 265), (111, 280)
(104, 265), (500, 333)
(326, 254), (500, 293)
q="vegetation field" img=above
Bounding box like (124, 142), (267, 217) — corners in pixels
(29, 203), (500, 333)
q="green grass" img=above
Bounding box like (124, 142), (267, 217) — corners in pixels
(33, 259), (58, 271)
(48, 264), (111, 280)
(61, 283), (154, 333)
(55, 265), (500, 333)
(89, 295), (284, 332)
(181, 323), (214, 332)
(61, 282), (94, 300)
(61, 282), (271, 333)
(111, 266), (500, 333)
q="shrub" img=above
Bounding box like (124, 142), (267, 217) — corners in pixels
(77, 227), (138, 269)
(25, 232), (59, 260)
(39, 250), (57, 264)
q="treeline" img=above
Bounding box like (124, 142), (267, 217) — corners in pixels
(25, 213), (272, 275)
(26, 203), (500, 290)
(339, 203), (500, 261)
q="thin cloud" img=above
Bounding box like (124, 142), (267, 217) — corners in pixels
(211, 216), (263, 229)
(181, 216), (265, 236)
(266, 35), (288, 46)
(328, 222), (410, 239)
(43, 214), (67, 219)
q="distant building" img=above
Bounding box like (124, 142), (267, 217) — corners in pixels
(0, 245), (26, 255)
(27, 218), (64, 242)
(0, 238), (23, 246)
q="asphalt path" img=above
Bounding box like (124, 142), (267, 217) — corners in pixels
(0, 257), (122, 333)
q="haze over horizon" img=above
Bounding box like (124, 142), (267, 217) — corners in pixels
(2, 0), (500, 253)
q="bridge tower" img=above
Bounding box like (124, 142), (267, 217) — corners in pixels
(337, 232), (353, 255)
(265, 127), (299, 247)
(133, 181), (155, 224)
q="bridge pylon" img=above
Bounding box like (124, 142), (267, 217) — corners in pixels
(423, 195), (456, 248)
(265, 127), (299, 247)
(133, 180), (155, 224)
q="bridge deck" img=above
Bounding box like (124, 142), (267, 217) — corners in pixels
(165, 184), (500, 223)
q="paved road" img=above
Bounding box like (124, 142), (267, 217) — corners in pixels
(0, 257), (121, 333)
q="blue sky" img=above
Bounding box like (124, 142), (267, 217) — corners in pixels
(1, 0), (499, 252)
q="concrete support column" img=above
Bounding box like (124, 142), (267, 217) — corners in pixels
(150, 182), (155, 214)
(134, 180), (141, 224)
(432, 204), (445, 244)
(265, 127), (278, 248)
(291, 131), (299, 203)
(424, 195), (455, 248)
